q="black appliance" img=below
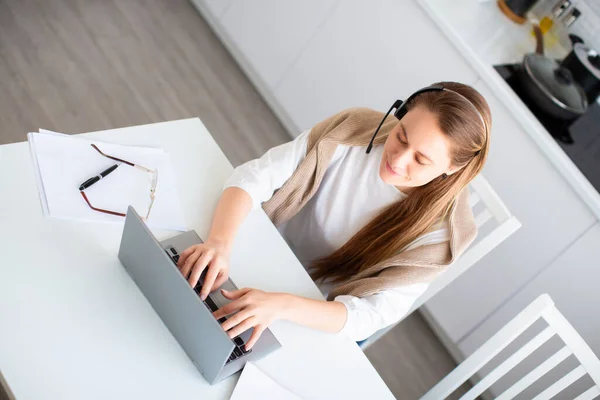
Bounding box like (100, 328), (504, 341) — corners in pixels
(495, 63), (600, 194)
(561, 43), (600, 104)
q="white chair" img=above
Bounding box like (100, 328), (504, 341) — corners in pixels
(420, 294), (600, 400)
(360, 174), (521, 349)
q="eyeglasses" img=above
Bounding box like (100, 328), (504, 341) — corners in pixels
(79, 144), (158, 221)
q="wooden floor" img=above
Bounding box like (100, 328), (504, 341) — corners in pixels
(0, 0), (464, 398)
(0, 0), (289, 166)
(366, 313), (472, 399)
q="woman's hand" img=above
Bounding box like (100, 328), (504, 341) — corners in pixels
(213, 288), (289, 350)
(177, 239), (231, 300)
(213, 288), (347, 351)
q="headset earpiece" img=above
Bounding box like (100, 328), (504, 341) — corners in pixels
(366, 86), (444, 154)
(393, 102), (408, 120)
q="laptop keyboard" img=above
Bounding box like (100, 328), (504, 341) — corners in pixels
(166, 246), (180, 263)
(198, 289), (252, 364)
(166, 247), (252, 364)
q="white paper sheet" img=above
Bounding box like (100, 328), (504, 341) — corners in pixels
(28, 132), (50, 216)
(28, 130), (186, 231)
(230, 362), (303, 400)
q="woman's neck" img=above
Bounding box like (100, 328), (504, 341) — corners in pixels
(394, 185), (412, 195)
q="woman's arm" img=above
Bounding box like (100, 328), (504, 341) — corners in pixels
(222, 129), (310, 209)
(206, 187), (253, 251)
(213, 288), (347, 350)
(282, 294), (347, 333)
(177, 187), (252, 299)
(334, 283), (429, 340)
(214, 283), (430, 349)
(177, 130), (310, 296)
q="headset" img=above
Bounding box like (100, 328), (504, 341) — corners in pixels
(366, 85), (488, 154)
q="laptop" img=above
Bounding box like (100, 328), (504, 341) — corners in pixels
(117, 206), (281, 384)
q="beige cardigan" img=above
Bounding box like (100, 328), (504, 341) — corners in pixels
(262, 108), (477, 300)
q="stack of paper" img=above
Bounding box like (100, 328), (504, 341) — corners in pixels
(28, 130), (186, 231)
(230, 362), (302, 400)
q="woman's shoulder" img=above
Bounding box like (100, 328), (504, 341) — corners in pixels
(323, 107), (387, 128)
(309, 107), (389, 145)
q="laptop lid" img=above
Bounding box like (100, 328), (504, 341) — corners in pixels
(117, 206), (233, 383)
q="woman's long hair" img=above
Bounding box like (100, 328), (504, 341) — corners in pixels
(310, 82), (491, 284)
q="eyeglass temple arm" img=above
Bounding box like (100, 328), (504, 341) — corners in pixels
(91, 144), (135, 166)
(79, 191), (127, 217)
(91, 144), (157, 174)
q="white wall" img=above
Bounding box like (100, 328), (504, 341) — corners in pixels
(191, 0), (479, 135)
(271, 0), (479, 131)
(220, 0), (339, 90)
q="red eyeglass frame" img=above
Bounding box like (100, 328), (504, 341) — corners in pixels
(79, 144), (158, 220)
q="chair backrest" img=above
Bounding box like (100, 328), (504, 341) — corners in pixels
(411, 174), (521, 313)
(360, 174), (521, 349)
(420, 294), (600, 400)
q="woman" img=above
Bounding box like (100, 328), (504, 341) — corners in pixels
(177, 81), (491, 351)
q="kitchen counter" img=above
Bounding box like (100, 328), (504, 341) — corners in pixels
(418, 0), (600, 220)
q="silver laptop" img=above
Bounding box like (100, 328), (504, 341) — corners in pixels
(117, 206), (281, 384)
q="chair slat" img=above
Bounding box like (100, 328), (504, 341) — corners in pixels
(574, 386), (600, 400)
(542, 307), (600, 384)
(460, 327), (555, 400)
(420, 296), (553, 400)
(468, 175), (513, 221)
(531, 365), (587, 400)
(423, 295), (600, 400)
(496, 346), (572, 400)
(475, 209), (492, 228)
(469, 192), (481, 208)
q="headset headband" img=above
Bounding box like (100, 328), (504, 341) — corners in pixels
(366, 85), (488, 154)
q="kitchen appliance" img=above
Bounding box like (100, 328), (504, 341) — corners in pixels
(528, 0), (574, 49)
(529, 0), (571, 34)
(497, 0), (539, 24)
(517, 25), (588, 120)
(561, 43), (600, 103)
(551, 0), (572, 19)
(560, 6), (581, 28)
(495, 63), (600, 193)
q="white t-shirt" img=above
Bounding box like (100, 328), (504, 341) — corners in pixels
(223, 130), (449, 341)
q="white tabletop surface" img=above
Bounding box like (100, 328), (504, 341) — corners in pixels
(0, 118), (394, 400)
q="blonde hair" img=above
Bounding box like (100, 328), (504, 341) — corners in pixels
(310, 82), (491, 284)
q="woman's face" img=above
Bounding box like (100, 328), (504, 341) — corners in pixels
(379, 106), (456, 190)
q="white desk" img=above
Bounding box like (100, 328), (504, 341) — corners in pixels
(0, 119), (394, 400)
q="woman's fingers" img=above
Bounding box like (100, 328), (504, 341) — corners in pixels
(179, 249), (201, 278)
(244, 325), (266, 351)
(212, 271), (228, 291)
(199, 260), (222, 300)
(221, 288), (252, 300)
(225, 316), (256, 339)
(220, 309), (251, 332)
(188, 252), (212, 287)
(177, 245), (197, 269)
(213, 299), (244, 320)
